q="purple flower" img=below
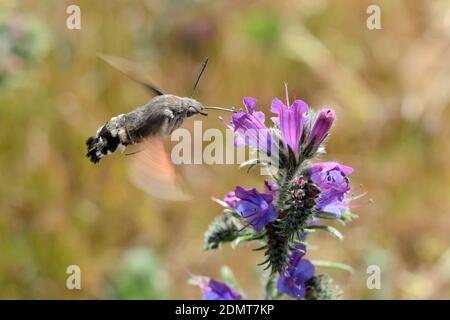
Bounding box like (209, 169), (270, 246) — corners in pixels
(199, 278), (242, 300)
(264, 180), (278, 196)
(223, 191), (239, 208)
(304, 109), (335, 155)
(228, 97), (272, 154)
(212, 191), (239, 209)
(212, 184), (278, 232)
(277, 245), (315, 299)
(271, 97), (309, 158)
(307, 162), (353, 218)
(234, 186), (278, 232)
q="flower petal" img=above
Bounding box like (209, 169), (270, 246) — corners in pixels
(271, 98), (309, 158)
(270, 98), (285, 115)
(203, 279), (242, 300)
(243, 96), (257, 113)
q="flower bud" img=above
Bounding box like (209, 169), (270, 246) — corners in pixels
(305, 183), (321, 198)
(204, 215), (239, 250)
(294, 177), (307, 188)
(304, 109), (335, 157)
(305, 274), (342, 300)
(294, 189), (304, 199)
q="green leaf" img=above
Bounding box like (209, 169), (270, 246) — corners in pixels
(239, 158), (270, 173)
(220, 266), (247, 298)
(264, 273), (277, 300)
(315, 210), (340, 220)
(292, 239), (307, 246)
(287, 145), (298, 168)
(302, 137), (316, 158)
(252, 245), (267, 251)
(220, 266), (238, 287)
(231, 232), (264, 247)
(340, 209), (358, 222)
(224, 209), (241, 219)
(311, 260), (354, 273)
(305, 225), (344, 240)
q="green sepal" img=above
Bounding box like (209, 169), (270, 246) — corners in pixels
(239, 158), (270, 173)
(304, 225), (344, 240)
(314, 210), (340, 220)
(311, 260), (354, 273)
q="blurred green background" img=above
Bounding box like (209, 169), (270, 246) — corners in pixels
(0, 0), (449, 299)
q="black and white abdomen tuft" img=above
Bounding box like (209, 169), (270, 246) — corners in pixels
(86, 114), (129, 163)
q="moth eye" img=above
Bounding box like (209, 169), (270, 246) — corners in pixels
(186, 108), (196, 117)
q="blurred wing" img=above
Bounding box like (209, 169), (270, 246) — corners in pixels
(98, 53), (165, 96)
(127, 137), (191, 201)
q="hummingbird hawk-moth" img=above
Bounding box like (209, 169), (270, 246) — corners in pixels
(86, 54), (234, 200)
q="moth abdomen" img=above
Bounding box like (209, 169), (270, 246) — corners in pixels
(86, 125), (121, 163)
(86, 115), (130, 163)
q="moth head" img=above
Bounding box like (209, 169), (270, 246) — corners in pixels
(183, 98), (208, 117)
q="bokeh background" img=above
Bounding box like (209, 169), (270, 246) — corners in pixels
(0, 0), (449, 299)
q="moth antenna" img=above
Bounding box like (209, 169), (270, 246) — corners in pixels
(191, 58), (209, 98)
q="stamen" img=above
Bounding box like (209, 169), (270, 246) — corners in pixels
(347, 191), (368, 202)
(238, 222), (253, 233)
(340, 199), (372, 209)
(211, 197), (228, 208)
(284, 81), (290, 106)
(242, 210), (261, 218)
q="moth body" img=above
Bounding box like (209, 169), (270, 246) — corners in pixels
(86, 94), (205, 163)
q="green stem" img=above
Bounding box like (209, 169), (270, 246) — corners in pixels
(264, 273), (276, 300)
